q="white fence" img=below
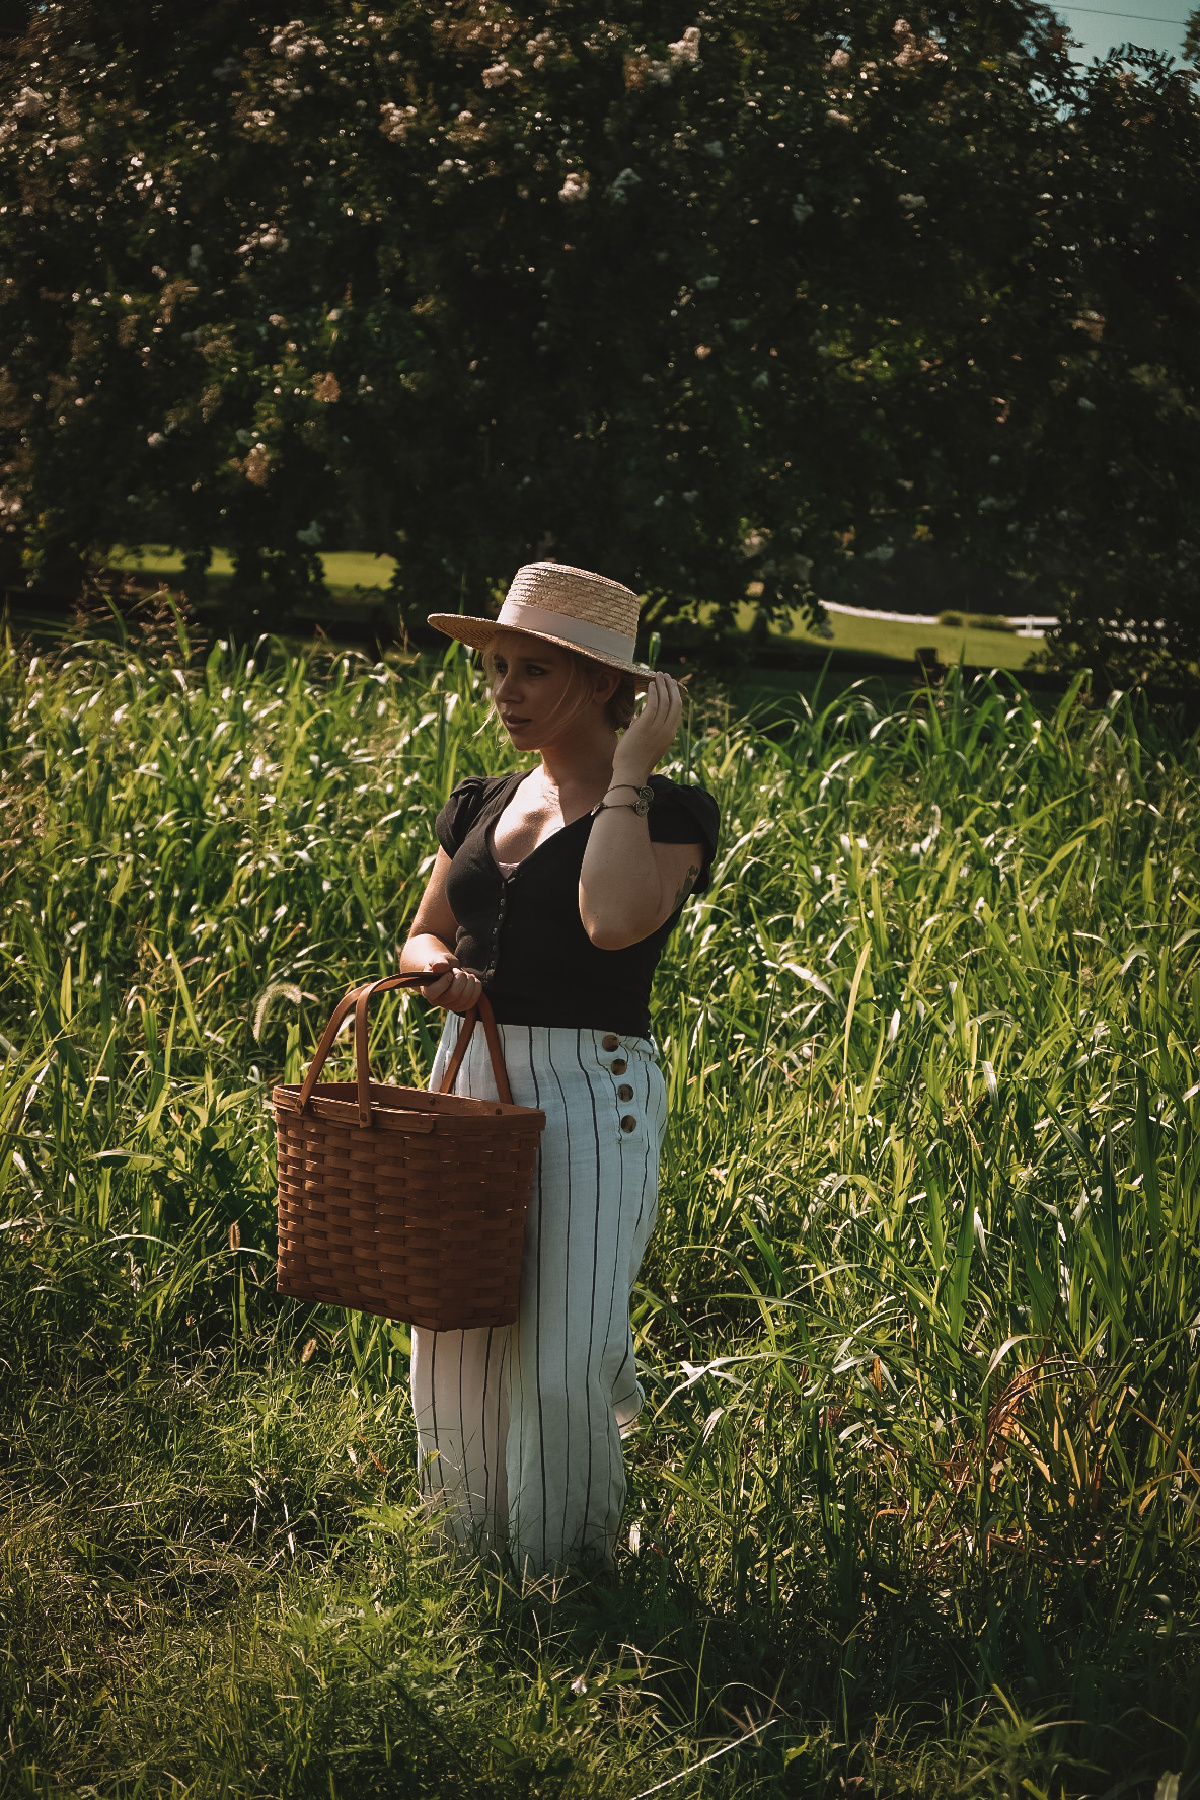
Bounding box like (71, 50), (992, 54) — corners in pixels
(820, 601), (1057, 637)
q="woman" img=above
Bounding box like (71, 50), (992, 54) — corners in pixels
(399, 561), (719, 1577)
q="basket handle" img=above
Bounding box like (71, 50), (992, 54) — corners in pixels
(296, 972), (513, 1127)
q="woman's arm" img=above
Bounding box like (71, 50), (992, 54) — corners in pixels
(579, 673), (702, 951)
(580, 830), (703, 951)
(400, 849), (483, 1011)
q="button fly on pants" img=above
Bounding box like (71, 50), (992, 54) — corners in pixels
(413, 1018), (667, 1575)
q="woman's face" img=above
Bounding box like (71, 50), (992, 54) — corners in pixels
(490, 632), (606, 750)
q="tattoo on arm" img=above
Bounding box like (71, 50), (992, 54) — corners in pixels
(671, 864), (700, 911)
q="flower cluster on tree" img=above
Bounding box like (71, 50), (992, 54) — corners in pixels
(0, 1), (1197, 681)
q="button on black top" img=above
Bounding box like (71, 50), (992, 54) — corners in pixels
(436, 772), (720, 1038)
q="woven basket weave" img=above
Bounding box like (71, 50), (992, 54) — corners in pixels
(274, 975), (545, 1332)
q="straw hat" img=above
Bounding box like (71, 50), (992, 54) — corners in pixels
(428, 562), (654, 690)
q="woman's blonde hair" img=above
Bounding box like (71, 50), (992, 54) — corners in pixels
(482, 640), (637, 734)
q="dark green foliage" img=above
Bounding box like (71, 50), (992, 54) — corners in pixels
(0, 3), (1197, 678)
(1028, 48), (1200, 687)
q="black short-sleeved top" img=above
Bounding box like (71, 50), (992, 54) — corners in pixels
(434, 771), (720, 1037)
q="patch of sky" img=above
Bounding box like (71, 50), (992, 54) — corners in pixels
(1053, 0), (1193, 66)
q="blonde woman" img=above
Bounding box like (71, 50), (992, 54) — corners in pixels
(399, 563), (719, 1577)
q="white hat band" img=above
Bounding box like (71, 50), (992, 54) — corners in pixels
(496, 597), (635, 663)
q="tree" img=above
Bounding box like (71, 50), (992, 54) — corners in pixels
(1022, 45), (1200, 687)
(0, 2), (1197, 681)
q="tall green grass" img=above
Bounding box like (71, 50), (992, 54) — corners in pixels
(2, 613), (1199, 1797)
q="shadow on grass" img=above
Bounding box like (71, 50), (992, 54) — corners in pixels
(1, 1232), (1194, 1798)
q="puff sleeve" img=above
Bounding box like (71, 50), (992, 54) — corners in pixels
(434, 776), (494, 858)
(646, 777), (721, 897)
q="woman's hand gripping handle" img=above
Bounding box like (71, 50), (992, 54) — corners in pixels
(412, 956), (483, 1014)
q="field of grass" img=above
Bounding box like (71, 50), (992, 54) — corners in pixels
(2, 617), (1198, 1797)
(103, 546), (1039, 671)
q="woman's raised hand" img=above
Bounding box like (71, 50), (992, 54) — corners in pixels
(612, 672), (683, 782)
(417, 957), (483, 1013)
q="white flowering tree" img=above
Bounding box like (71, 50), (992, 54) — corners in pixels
(0, 1), (1196, 678)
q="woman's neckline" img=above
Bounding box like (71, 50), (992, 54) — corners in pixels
(486, 766), (608, 879)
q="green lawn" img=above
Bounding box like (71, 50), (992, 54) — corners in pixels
(106, 546), (1041, 670)
(107, 543), (398, 600)
(763, 605), (1040, 670)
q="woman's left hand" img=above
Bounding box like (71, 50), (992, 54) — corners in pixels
(612, 672), (683, 783)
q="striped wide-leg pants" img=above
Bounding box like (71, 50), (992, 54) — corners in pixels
(409, 1016), (666, 1577)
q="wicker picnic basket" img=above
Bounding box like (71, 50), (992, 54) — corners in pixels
(274, 974), (545, 1332)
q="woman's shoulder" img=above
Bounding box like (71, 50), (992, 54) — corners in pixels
(436, 771), (522, 855)
(447, 771), (522, 807)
